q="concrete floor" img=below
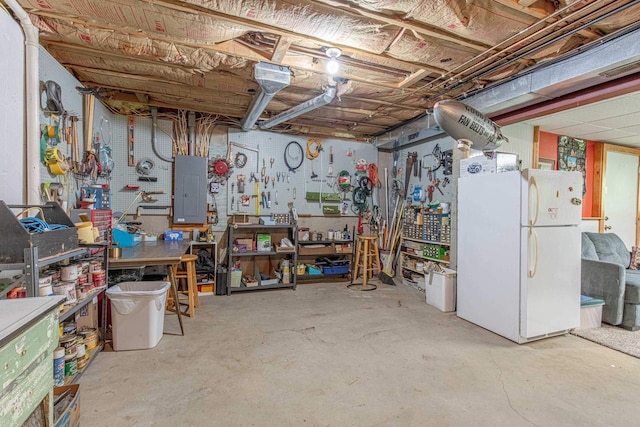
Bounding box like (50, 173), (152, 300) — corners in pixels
(80, 282), (640, 426)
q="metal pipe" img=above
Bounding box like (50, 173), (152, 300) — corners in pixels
(188, 111), (195, 156)
(259, 86), (336, 130)
(5, 0), (39, 204)
(151, 107), (172, 162)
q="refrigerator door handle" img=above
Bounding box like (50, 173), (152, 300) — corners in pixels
(529, 176), (540, 226)
(528, 228), (539, 278)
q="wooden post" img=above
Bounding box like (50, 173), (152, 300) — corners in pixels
(532, 126), (540, 169)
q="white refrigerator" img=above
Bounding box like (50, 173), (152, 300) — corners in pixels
(457, 169), (583, 343)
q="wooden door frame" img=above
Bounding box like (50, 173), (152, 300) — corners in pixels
(597, 143), (640, 245)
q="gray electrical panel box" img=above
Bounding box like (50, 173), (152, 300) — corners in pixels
(173, 155), (207, 224)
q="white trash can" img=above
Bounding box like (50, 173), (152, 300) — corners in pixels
(106, 281), (170, 351)
(424, 268), (457, 312)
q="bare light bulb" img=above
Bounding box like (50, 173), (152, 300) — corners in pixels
(326, 57), (339, 75)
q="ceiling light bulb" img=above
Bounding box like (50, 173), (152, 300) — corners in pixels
(327, 58), (339, 74)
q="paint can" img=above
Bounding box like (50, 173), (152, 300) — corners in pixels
(327, 230), (334, 240)
(59, 334), (77, 361)
(89, 261), (102, 273)
(92, 270), (106, 288)
(77, 273), (88, 285)
(53, 347), (65, 386)
(61, 264), (79, 281)
(80, 328), (98, 350)
(62, 321), (76, 336)
(77, 354), (88, 371)
(38, 275), (53, 296)
(53, 281), (77, 304)
(76, 336), (86, 359)
(65, 357), (78, 377)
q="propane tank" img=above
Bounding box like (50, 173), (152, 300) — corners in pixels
(433, 99), (508, 152)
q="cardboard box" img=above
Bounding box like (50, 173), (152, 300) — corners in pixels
(54, 384), (80, 427)
(460, 156), (497, 177)
(75, 297), (98, 330)
(163, 230), (183, 241)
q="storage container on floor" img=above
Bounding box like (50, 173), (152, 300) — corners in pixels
(106, 281), (170, 351)
(424, 268), (457, 312)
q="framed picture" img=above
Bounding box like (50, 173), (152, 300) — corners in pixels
(538, 158), (556, 170)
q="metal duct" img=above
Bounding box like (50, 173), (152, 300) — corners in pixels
(463, 26), (640, 116)
(259, 86), (337, 130)
(241, 62), (290, 131)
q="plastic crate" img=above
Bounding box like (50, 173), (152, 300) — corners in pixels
(322, 265), (349, 275)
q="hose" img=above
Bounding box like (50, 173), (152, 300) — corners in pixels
(306, 138), (322, 160)
(284, 141), (304, 171)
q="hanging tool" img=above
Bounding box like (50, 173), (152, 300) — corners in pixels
(231, 182), (235, 209)
(293, 187), (297, 199)
(419, 160), (422, 180)
(275, 191), (279, 205)
(267, 191), (272, 208)
(404, 152), (417, 196)
(261, 192), (268, 209)
(236, 175), (245, 193)
(127, 116), (135, 166)
(229, 142), (260, 174)
(329, 146), (334, 164)
(261, 159), (266, 177)
(249, 172), (258, 183)
(255, 181), (260, 216)
(427, 185), (434, 203)
(270, 157), (275, 169)
(264, 175), (270, 186)
(434, 179), (444, 195)
(442, 177), (450, 188)
(310, 161), (318, 179)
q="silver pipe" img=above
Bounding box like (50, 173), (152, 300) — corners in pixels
(188, 111), (196, 156)
(151, 107), (172, 163)
(259, 86), (336, 130)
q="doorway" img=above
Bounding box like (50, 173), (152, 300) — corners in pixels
(602, 147), (640, 248)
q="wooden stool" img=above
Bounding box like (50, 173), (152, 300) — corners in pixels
(348, 235), (381, 291)
(167, 254), (200, 317)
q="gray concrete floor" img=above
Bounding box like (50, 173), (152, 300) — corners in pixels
(80, 282), (640, 426)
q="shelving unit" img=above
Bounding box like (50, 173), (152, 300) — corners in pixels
(189, 241), (217, 293)
(400, 206), (451, 290)
(227, 223), (297, 294)
(0, 202), (109, 386)
(296, 228), (355, 281)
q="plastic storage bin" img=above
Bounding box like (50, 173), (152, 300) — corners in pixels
(106, 281), (170, 351)
(424, 268), (457, 312)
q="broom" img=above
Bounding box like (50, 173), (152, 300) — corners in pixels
(378, 201), (404, 285)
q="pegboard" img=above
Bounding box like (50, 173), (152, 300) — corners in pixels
(109, 116), (174, 214)
(38, 47), (114, 208)
(226, 129), (378, 217)
(387, 135), (455, 208)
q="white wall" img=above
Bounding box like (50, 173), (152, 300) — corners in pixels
(0, 11), (25, 204)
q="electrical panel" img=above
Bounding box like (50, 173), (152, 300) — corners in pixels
(173, 155), (207, 223)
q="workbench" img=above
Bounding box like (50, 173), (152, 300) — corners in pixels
(0, 296), (65, 426)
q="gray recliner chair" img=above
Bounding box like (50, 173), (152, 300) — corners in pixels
(581, 232), (640, 330)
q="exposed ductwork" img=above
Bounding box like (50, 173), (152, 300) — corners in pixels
(376, 26), (640, 150)
(241, 62), (290, 131)
(259, 86), (337, 130)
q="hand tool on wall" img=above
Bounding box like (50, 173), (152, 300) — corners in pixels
(275, 191), (279, 205)
(261, 192), (268, 209)
(261, 159), (266, 177)
(442, 177), (450, 188)
(404, 152), (417, 196)
(237, 175), (245, 193)
(270, 157), (275, 169)
(255, 181), (260, 216)
(267, 191), (272, 208)
(427, 185), (434, 202)
(329, 146), (334, 164)
(434, 179), (444, 195)
(127, 116), (135, 166)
